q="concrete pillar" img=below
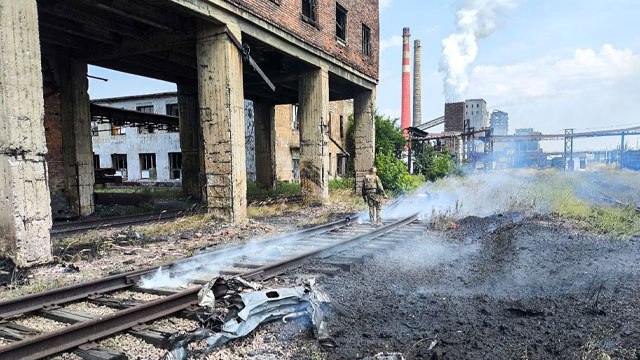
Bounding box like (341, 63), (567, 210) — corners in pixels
(254, 101), (276, 190)
(298, 68), (330, 201)
(354, 89), (376, 194)
(197, 22), (247, 223)
(0, 0), (53, 265)
(59, 58), (95, 216)
(178, 83), (204, 200)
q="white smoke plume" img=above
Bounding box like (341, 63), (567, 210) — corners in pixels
(439, 0), (516, 102)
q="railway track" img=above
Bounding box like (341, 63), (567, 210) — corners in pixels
(1, 213), (426, 360)
(51, 195), (304, 237)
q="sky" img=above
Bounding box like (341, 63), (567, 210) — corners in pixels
(89, 0), (640, 152)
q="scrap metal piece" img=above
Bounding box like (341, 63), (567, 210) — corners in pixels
(163, 279), (333, 359)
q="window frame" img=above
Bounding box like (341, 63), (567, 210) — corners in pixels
(336, 3), (348, 43)
(139, 153), (157, 179)
(301, 0), (318, 26)
(168, 152), (183, 180)
(361, 24), (371, 56)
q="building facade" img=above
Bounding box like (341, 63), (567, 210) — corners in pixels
(490, 110), (509, 136)
(465, 99), (489, 131)
(274, 100), (353, 183)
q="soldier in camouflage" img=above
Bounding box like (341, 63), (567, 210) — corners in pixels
(362, 167), (387, 226)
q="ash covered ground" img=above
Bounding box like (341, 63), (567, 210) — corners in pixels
(319, 213), (640, 359)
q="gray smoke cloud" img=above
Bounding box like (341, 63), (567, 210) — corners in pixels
(439, 0), (516, 102)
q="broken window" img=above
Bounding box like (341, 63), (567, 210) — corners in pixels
(166, 103), (179, 117)
(136, 105), (154, 113)
(339, 115), (344, 138)
(336, 4), (347, 42)
(111, 154), (128, 180)
(302, 0), (318, 24)
(169, 152), (182, 180)
(337, 155), (346, 176)
(93, 154), (100, 169)
(362, 24), (371, 56)
(139, 153), (157, 179)
(92, 122), (99, 136)
(292, 104), (299, 131)
(138, 124), (155, 134)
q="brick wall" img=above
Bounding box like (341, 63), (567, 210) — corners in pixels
(444, 102), (465, 132)
(225, 0), (379, 79)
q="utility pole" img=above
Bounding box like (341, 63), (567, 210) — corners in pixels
(620, 132), (626, 168)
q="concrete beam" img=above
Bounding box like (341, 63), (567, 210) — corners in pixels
(0, 0), (53, 266)
(197, 22), (247, 223)
(299, 68), (330, 201)
(59, 58), (95, 216)
(178, 83), (204, 200)
(168, 0), (377, 90)
(254, 101), (276, 190)
(354, 89), (376, 194)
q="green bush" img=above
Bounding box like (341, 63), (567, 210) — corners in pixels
(329, 177), (355, 191)
(246, 181), (301, 200)
(414, 147), (459, 181)
(375, 152), (422, 193)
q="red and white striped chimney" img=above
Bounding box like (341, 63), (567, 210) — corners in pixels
(401, 27), (411, 132)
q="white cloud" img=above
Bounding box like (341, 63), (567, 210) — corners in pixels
(468, 44), (640, 102)
(380, 0), (392, 11)
(380, 35), (403, 52)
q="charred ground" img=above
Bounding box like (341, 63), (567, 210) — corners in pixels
(318, 213), (640, 359)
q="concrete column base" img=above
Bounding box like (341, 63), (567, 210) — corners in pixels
(197, 22), (247, 223)
(59, 58), (95, 216)
(354, 88), (376, 194)
(299, 68), (330, 201)
(0, 0), (53, 265)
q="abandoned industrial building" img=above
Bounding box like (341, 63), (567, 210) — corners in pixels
(0, 0), (379, 266)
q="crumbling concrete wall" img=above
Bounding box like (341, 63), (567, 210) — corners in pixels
(354, 90), (376, 193)
(59, 59), (95, 216)
(0, 0), (53, 265)
(197, 22), (247, 223)
(299, 68), (330, 201)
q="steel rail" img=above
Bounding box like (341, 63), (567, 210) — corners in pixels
(242, 212), (420, 281)
(0, 213), (417, 359)
(0, 289), (201, 360)
(0, 217), (351, 320)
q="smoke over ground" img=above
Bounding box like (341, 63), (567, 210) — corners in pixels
(439, 0), (516, 101)
(378, 168), (640, 222)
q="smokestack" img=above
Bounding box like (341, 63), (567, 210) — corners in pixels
(401, 27), (411, 131)
(413, 39), (422, 127)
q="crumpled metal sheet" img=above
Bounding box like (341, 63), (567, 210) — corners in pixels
(162, 278), (332, 360)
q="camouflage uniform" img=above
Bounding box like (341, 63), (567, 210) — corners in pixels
(362, 174), (386, 225)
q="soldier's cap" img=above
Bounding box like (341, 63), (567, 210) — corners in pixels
(370, 167), (377, 173)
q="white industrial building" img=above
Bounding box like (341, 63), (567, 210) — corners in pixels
(465, 99), (489, 131)
(91, 93), (256, 184)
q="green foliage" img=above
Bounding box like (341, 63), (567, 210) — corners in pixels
(344, 112), (423, 193)
(246, 181), (301, 200)
(375, 115), (406, 158)
(329, 177), (355, 191)
(375, 152), (422, 192)
(413, 146), (459, 181)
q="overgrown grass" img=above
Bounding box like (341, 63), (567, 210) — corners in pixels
(246, 181), (301, 201)
(329, 177), (355, 191)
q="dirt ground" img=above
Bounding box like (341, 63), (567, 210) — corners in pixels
(317, 213), (640, 359)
